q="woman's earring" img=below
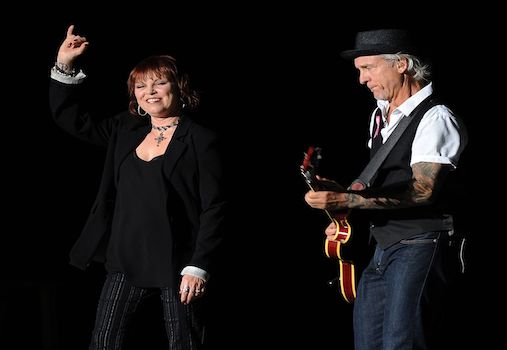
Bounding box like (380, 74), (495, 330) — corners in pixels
(137, 105), (147, 116)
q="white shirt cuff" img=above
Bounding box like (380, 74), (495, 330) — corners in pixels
(180, 266), (209, 282)
(50, 67), (87, 84)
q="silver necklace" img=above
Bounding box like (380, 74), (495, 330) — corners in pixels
(152, 121), (179, 146)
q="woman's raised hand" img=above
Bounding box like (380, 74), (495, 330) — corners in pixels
(56, 25), (89, 68)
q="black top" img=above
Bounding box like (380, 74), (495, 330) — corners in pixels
(49, 79), (228, 288)
(106, 151), (173, 287)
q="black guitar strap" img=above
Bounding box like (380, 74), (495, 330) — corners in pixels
(352, 95), (438, 188)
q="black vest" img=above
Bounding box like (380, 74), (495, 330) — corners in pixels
(369, 96), (454, 249)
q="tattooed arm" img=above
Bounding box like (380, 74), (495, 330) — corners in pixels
(304, 162), (451, 211)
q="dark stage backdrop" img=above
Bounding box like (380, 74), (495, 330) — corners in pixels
(1, 7), (491, 350)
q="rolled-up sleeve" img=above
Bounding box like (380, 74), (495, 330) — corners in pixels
(411, 105), (467, 168)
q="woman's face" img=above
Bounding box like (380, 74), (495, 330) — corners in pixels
(135, 75), (178, 118)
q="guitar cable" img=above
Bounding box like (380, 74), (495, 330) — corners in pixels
(458, 237), (466, 274)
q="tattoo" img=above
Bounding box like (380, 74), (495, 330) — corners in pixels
(351, 162), (449, 210)
(346, 193), (363, 207)
(410, 162), (441, 203)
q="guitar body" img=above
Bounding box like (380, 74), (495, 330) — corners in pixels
(339, 260), (356, 304)
(324, 214), (357, 303)
(301, 146), (364, 303)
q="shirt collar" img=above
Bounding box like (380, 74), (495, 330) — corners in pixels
(376, 82), (433, 117)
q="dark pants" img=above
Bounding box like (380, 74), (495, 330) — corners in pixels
(353, 231), (460, 350)
(89, 273), (205, 350)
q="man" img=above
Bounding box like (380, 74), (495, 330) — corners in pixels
(304, 29), (467, 349)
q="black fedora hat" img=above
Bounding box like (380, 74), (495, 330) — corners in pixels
(341, 29), (419, 60)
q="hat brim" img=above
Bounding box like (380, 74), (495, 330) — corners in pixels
(340, 49), (388, 60)
(340, 45), (419, 60)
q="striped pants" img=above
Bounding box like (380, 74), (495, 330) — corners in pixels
(89, 273), (205, 350)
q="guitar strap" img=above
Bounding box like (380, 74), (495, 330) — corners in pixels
(351, 95), (437, 188)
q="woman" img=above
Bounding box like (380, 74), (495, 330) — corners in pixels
(49, 25), (227, 350)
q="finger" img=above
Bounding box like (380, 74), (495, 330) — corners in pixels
(325, 221), (337, 232)
(80, 41), (89, 52)
(179, 285), (190, 303)
(193, 286), (204, 297)
(182, 285), (205, 303)
(307, 191), (319, 199)
(72, 36), (87, 43)
(183, 288), (195, 304)
(72, 40), (88, 51)
(67, 25), (75, 38)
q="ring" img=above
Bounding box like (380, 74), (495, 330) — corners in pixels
(180, 286), (190, 293)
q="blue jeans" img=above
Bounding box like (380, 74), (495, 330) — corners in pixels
(353, 231), (453, 350)
(89, 273), (205, 350)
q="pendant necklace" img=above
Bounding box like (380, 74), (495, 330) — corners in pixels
(152, 121), (179, 146)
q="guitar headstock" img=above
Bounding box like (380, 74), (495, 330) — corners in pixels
(300, 146), (322, 190)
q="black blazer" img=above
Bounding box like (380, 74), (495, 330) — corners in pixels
(49, 79), (227, 279)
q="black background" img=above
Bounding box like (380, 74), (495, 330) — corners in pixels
(0, 5), (495, 349)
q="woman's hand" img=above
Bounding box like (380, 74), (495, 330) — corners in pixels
(179, 274), (206, 305)
(56, 25), (89, 68)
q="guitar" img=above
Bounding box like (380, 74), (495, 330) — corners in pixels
(300, 146), (357, 303)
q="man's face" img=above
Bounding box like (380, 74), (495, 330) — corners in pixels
(354, 55), (404, 101)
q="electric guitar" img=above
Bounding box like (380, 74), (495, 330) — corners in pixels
(300, 146), (357, 303)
